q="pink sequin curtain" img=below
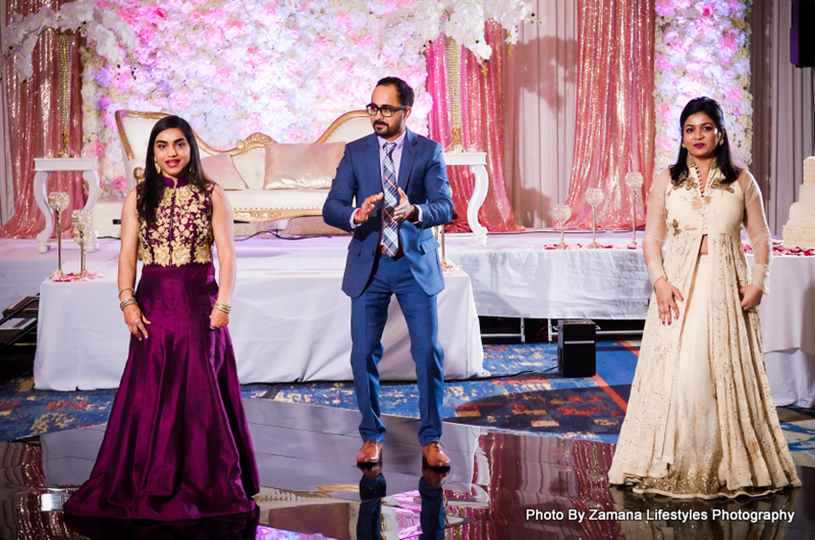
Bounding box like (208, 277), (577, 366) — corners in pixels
(426, 22), (523, 233)
(564, 0), (655, 230)
(0, 0), (85, 238)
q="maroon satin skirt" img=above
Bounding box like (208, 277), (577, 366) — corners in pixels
(64, 263), (259, 521)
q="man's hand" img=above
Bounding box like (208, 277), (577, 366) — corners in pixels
(393, 188), (416, 223)
(355, 193), (383, 224)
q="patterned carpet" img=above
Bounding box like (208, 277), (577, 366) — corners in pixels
(1, 341), (813, 467)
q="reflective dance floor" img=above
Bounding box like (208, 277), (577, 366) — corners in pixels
(4, 399), (814, 539)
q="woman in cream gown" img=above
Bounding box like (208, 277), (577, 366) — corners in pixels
(607, 97), (800, 498)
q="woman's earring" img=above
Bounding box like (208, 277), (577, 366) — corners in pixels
(718, 138), (724, 146)
(154, 160), (161, 174)
(681, 143), (686, 149)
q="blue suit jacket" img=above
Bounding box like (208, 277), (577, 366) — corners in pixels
(323, 129), (454, 298)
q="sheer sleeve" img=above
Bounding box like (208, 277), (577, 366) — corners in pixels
(740, 171), (772, 294)
(644, 169), (670, 286)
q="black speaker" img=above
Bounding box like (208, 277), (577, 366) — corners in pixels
(557, 319), (596, 378)
(791, 0), (815, 67)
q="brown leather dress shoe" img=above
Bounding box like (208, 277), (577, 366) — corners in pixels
(421, 441), (451, 468)
(356, 441), (383, 464)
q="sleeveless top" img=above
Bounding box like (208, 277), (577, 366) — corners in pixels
(137, 177), (215, 267)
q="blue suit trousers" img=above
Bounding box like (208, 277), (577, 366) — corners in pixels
(350, 253), (444, 447)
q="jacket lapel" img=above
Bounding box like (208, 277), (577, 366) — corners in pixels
(398, 129), (417, 191)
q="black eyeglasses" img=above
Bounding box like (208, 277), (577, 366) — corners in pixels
(366, 104), (407, 117)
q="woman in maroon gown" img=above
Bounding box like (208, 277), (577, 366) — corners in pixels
(64, 116), (259, 521)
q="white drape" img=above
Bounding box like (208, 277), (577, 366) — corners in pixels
(751, 0), (815, 234)
(503, 0), (580, 228)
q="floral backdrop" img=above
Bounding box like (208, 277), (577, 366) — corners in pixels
(3, 0), (531, 201)
(80, 0), (433, 199)
(653, 0), (752, 173)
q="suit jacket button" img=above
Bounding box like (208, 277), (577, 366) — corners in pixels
(372, 250), (376, 256)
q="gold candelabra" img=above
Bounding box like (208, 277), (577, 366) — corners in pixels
(47, 192), (70, 279)
(585, 188), (605, 249)
(553, 204), (572, 249)
(625, 172), (644, 247)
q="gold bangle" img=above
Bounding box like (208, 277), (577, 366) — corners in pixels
(120, 297), (138, 311)
(118, 287), (135, 299)
(213, 301), (231, 314)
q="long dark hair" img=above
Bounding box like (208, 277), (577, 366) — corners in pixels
(137, 115), (210, 226)
(669, 97), (741, 186)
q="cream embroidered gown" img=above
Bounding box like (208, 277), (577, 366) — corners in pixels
(607, 162), (801, 498)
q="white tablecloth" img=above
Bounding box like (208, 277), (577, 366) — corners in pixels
(446, 231), (651, 319)
(758, 254), (815, 408)
(446, 231), (815, 408)
(33, 255), (483, 390)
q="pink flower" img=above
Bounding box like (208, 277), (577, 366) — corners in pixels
(655, 56), (672, 70)
(143, 5), (166, 24)
(99, 96), (112, 109)
(217, 95), (235, 109)
(113, 73), (133, 92)
(355, 34), (376, 48)
(655, 0), (674, 17)
(137, 26), (154, 44)
(726, 88), (741, 102)
(720, 34), (737, 56)
(215, 67), (232, 85)
(315, 37), (331, 55)
(86, 140), (106, 157)
(669, 39), (688, 54)
(171, 90), (190, 110)
(111, 175), (128, 192)
(335, 12), (351, 31)
(694, 17), (714, 36)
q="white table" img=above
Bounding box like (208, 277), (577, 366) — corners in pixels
(443, 152), (488, 246)
(33, 257), (484, 391)
(759, 254), (815, 408)
(34, 157), (100, 254)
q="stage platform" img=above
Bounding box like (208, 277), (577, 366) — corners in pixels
(1, 231), (813, 406)
(0, 399), (812, 539)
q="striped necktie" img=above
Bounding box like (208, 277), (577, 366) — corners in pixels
(381, 142), (399, 256)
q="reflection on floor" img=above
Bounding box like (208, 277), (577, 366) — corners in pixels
(1, 399), (813, 539)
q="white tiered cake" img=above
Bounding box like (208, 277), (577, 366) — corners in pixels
(782, 156), (815, 249)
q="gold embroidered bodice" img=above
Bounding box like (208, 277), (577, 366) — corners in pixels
(138, 178), (214, 267)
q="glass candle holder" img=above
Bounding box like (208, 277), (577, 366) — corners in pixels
(71, 209), (94, 278)
(625, 172), (644, 247)
(585, 188), (605, 249)
(553, 204), (572, 249)
(47, 192), (70, 279)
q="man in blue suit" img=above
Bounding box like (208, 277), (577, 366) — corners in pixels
(323, 77), (454, 468)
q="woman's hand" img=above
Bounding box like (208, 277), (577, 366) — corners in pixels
(124, 304), (151, 340)
(654, 278), (683, 325)
(739, 284), (763, 311)
(210, 308), (229, 330)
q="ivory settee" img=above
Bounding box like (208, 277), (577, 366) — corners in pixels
(95, 109), (489, 244)
(93, 109), (374, 237)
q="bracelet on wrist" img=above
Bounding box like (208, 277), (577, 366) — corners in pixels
(118, 287), (135, 299)
(120, 297), (138, 311)
(213, 301), (232, 314)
